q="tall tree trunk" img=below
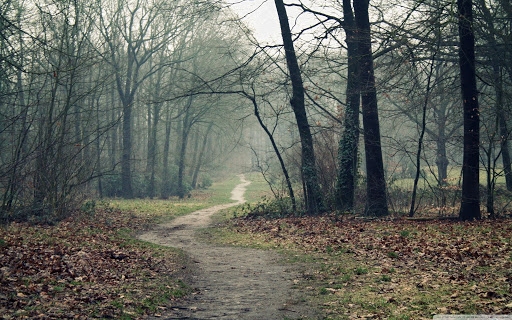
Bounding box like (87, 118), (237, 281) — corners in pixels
(498, 110), (512, 191)
(116, 48), (139, 199)
(189, 129), (200, 181)
(161, 107), (173, 199)
(274, 0), (323, 215)
(177, 96), (194, 199)
(95, 96), (104, 198)
(457, 0), (480, 220)
(353, 0), (389, 216)
(109, 87), (118, 170)
(121, 99), (134, 198)
(147, 75), (162, 198)
(177, 124), (190, 199)
(191, 123), (213, 189)
(336, 0), (360, 212)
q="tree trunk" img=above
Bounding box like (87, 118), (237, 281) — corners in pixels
(177, 96), (194, 199)
(189, 129), (200, 181)
(109, 87), (118, 170)
(177, 123), (190, 199)
(161, 107), (173, 199)
(191, 123), (213, 189)
(353, 0), (389, 217)
(274, 0), (323, 215)
(336, 0), (360, 212)
(486, 142), (495, 217)
(121, 99), (134, 199)
(435, 137), (449, 185)
(96, 96), (104, 198)
(498, 110), (512, 191)
(457, 0), (480, 220)
(146, 58), (163, 198)
(147, 100), (161, 198)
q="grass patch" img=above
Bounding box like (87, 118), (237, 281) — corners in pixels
(242, 172), (274, 203)
(355, 267), (368, 275)
(105, 176), (244, 223)
(387, 251), (399, 258)
(106, 198), (207, 222)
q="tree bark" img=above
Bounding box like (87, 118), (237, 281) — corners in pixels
(457, 0), (480, 220)
(189, 130), (200, 182)
(353, 0), (389, 216)
(274, 0), (323, 215)
(336, 0), (360, 212)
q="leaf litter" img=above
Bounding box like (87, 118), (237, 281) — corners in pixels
(2, 198), (512, 320)
(0, 207), (188, 319)
(229, 215), (512, 319)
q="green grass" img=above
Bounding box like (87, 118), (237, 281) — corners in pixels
(355, 267), (368, 275)
(387, 251), (399, 258)
(103, 175), (254, 223)
(242, 172), (274, 203)
(390, 166), (509, 189)
(106, 198), (206, 220)
(400, 230), (411, 237)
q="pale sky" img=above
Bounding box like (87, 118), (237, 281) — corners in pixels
(227, 0), (282, 43)
(226, 0), (329, 45)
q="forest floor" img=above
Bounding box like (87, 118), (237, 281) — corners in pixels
(1, 174), (512, 319)
(217, 213), (512, 319)
(0, 200), (195, 319)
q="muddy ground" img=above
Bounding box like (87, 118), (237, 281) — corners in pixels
(138, 175), (320, 320)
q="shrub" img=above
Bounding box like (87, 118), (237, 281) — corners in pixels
(242, 196), (304, 219)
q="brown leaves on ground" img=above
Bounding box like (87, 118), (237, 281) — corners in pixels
(231, 215), (512, 319)
(0, 208), (187, 319)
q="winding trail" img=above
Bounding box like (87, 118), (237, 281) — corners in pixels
(138, 174), (318, 320)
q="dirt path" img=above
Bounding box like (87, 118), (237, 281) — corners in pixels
(138, 174), (319, 320)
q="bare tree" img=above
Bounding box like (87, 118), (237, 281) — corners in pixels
(353, 0), (389, 216)
(336, 0), (361, 213)
(274, 0), (324, 215)
(458, 0), (480, 220)
(98, 0), (191, 198)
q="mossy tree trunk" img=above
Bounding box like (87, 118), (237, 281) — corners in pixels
(336, 0), (360, 213)
(353, 0), (389, 217)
